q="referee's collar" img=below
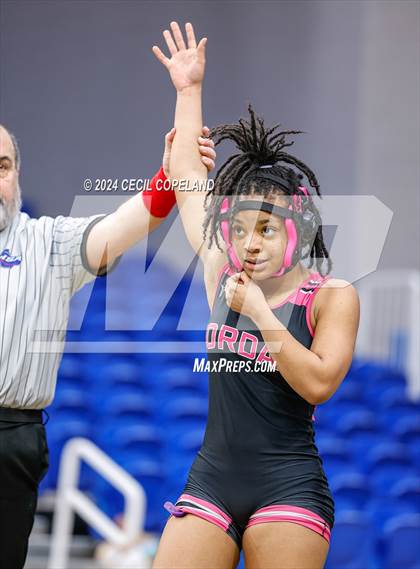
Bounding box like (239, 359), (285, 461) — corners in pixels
(0, 211), (27, 242)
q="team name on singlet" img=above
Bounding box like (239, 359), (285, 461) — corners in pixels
(205, 322), (276, 364)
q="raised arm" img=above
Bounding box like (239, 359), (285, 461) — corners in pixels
(153, 22), (212, 257)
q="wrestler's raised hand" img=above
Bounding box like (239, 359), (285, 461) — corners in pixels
(152, 21), (207, 92)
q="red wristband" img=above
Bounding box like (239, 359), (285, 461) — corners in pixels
(142, 167), (176, 218)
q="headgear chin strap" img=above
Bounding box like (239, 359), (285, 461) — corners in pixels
(219, 184), (318, 277)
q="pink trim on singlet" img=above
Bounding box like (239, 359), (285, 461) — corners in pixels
(305, 275), (331, 337)
(269, 272), (331, 337)
(170, 493), (232, 532)
(246, 504), (331, 543)
(215, 262), (236, 290)
(175, 506), (229, 532)
(269, 273), (318, 310)
(177, 493), (232, 525)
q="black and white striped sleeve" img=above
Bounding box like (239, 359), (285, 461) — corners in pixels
(51, 214), (120, 296)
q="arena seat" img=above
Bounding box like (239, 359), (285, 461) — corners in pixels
(124, 459), (167, 532)
(315, 401), (367, 427)
(325, 510), (373, 569)
(101, 360), (142, 389)
(161, 396), (208, 423)
(315, 437), (351, 477)
(56, 356), (86, 387)
(366, 443), (416, 493)
(49, 387), (91, 420)
(47, 419), (92, 487)
(102, 392), (154, 423)
(330, 473), (371, 510)
(367, 496), (418, 535)
(393, 414), (420, 444)
(382, 514), (420, 569)
(380, 391), (420, 426)
(336, 410), (384, 465)
(164, 426), (206, 468)
(163, 459), (194, 503)
(106, 424), (164, 463)
(390, 477), (420, 509)
(328, 381), (364, 404)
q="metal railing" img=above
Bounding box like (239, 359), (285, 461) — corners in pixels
(48, 437), (146, 569)
(356, 269), (420, 399)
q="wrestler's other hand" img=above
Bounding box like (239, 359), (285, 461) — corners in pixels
(224, 271), (268, 321)
(163, 126), (216, 177)
(153, 21), (207, 92)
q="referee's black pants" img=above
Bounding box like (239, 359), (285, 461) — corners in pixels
(0, 408), (49, 569)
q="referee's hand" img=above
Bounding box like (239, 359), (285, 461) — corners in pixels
(162, 125), (216, 177)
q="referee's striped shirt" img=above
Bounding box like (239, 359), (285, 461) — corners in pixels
(0, 211), (110, 409)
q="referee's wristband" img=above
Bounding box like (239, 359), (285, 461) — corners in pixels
(142, 167), (176, 218)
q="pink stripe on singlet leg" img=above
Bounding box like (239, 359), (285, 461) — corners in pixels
(174, 493), (232, 532)
(246, 504), (331, 543)
(178, 494), (232, 523)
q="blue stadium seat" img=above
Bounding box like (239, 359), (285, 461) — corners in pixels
(106, 424), (163, 459)
(159, 397), (207, 443)
(161, 366), (202, 397)
(329, 381), (364, 404)
(163, 460), (193, 503)
(366, 443), (416, 493)
(330, 473), (371, 510)
(105, 308), (134, 330)
(358, 364), (407, 408)
(350, 361), (405, 385)
(102, 392), (154, 423)
(49, 387), (91, 419)
(91, 458), (167, 533)
(123, 459), (167, 532)
(380, 392), (420, 427)
(101, 360), (142, 390)
(176, 428), (205, 454)
(390, 477), (420, 510)
(367, 496), (418, 536)
(335, 410), (384, 466)
(337, 410), (379, 436)
(57, 356), (86, 386)
(46, 419), (92, 487)
(316, 437), (350, 477)
(83, 311), (106, 334)
(161, 396), (208, 423)
(325, 510), (373, 569)
(393, 414), (420, 444)
(382, 514), (420, 569)
(379, 385), (410, 406)
(366, 383), (406, 406)
(315, 402), (367, 427)
(165, 426), (205, 468)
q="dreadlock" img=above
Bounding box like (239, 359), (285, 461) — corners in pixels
(204, 105), (332, 276)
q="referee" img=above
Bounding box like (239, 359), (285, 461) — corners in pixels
(0, 124), (215, 569)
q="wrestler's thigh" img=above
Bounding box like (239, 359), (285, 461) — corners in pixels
(152, 514), (240, 569)
(243, 522), (329, 569)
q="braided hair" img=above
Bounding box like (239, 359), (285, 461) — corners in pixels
(204, 105), (332, 276)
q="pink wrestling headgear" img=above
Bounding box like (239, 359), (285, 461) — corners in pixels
(218, 167), (320, 277)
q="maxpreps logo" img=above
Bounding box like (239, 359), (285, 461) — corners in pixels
(192, 322), (277, 374)
(0, 249), (22, 268)
(193, 357), (277, 374)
